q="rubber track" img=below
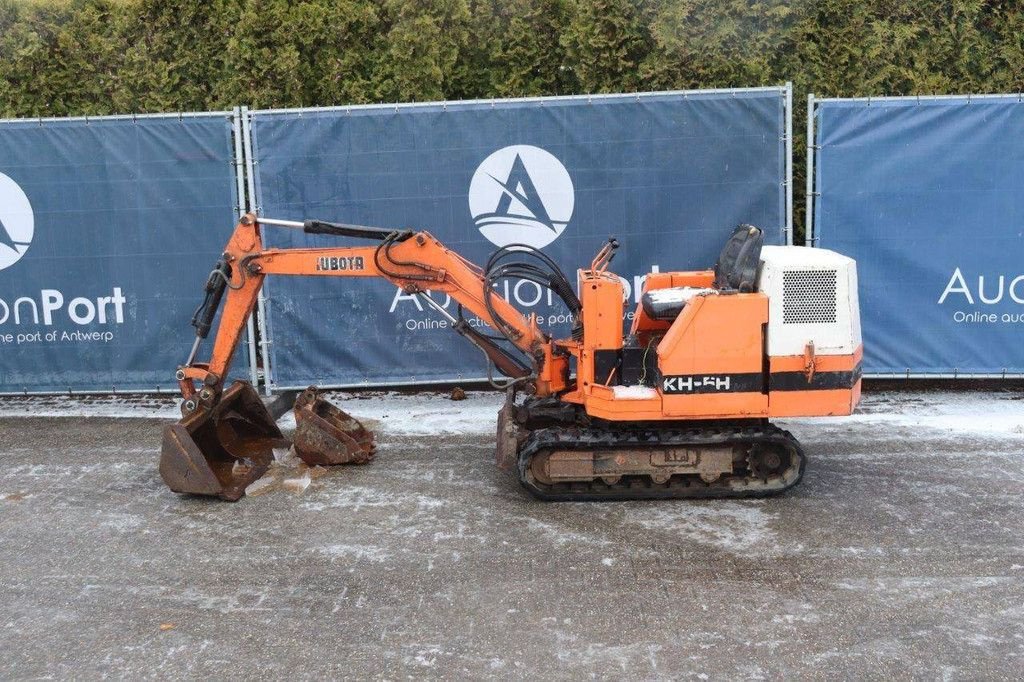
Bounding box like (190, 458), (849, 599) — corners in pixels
(515, 422), (806, 501)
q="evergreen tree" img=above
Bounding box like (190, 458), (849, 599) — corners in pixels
(560, 0), (657, 92)
(372, 0), (471, 102)
(3, 0), (1024, 237)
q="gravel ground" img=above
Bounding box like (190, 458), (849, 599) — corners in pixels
(0, 389), (1021, 679)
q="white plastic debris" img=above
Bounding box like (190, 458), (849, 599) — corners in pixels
(244, 474), (277, 497)
(273, 446), (299, 465)
(282, 470), (312, 494)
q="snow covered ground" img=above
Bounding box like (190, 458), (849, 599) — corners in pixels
(2, 387), (1023, 439)
(0, 386), (1021, 677)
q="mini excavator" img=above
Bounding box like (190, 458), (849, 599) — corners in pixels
(160, 214), (862, 501)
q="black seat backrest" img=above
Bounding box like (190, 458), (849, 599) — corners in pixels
(713, 224), (763, 292)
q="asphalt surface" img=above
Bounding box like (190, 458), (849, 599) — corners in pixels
(0, 390), (1022, 679)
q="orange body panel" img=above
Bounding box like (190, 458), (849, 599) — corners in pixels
(629, 271), (715, 336)
(767, 345), (863, 417)
(658, 294), (768, 418)
(579, 273), (624, 350)
(769, 384), (861, 417)
(576, 279), (861, 422)
(643, 271), (715, 290)
(657, 295), (766, 375)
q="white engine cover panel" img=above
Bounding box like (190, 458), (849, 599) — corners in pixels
(757, 245), (861, 357)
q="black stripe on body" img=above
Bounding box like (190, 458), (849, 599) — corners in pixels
(658, 363), (861, 395)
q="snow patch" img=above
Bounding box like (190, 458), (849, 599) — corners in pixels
(5, 388), (1024, 443)
(611, 385), (658, 400)
(303, 484), (447, 512)
(0, 394), (180, 419)
(620, 502), (777, 553)
(785, 391), (1024, 437)
(318, 544), (390, 563)
(525, 518), (611, 547)
(644, 287), (716, 304)
(277, 391), (504, 436)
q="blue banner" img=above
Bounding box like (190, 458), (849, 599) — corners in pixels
(814, 96), (1024, 375)
(0, 114), (244, 392)
(251, 90), (789, 388)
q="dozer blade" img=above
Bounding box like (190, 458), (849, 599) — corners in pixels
(495, 392), (523, 473)
(160, 381), (289, 501)
(292, 386), (375, 466)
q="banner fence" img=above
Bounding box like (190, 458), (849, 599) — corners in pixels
(0, 86), (804, 394)
(246, 87), (792, 391)
(809, 94), (1024, 378)
(0, 111), (254, 394)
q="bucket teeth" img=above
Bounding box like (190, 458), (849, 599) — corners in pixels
(159, 381), (286, 501)
(292, 386), (375, 466)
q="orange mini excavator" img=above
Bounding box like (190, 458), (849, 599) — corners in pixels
(161, 214), (862, 501)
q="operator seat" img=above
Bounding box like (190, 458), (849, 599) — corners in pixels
(641, 224), (764, 321)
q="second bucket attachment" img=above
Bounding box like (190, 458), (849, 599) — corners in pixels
(292, 387), (376, 466)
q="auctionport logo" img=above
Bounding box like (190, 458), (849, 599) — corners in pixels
(468, 145), (574, 249)
(0, 172), (34, 271)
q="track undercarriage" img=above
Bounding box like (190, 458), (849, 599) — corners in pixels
(497, 395), (805, 501)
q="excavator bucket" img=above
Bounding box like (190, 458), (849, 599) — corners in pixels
(160, 381), (289, 501)
(292, 387), (375, 466)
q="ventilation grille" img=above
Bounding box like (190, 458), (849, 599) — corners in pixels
(783, 270), (838, 324)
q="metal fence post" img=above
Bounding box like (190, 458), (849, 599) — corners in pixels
(232, 107), (260, 387)
(240, 106), (274, 396)
(805, 93), (816, 247)
(785, 82), (794, 245)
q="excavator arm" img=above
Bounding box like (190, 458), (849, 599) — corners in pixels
(177, 213), (569, 411)
(161, 213), (575, 501)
